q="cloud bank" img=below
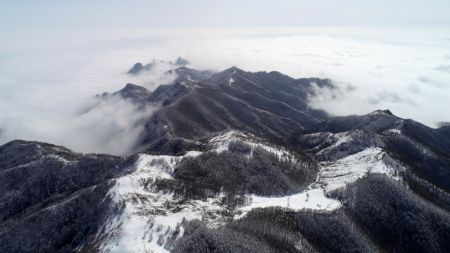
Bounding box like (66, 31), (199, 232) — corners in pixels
(0, 26), (449, 154)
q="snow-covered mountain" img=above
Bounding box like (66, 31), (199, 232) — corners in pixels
(0, 62), (449, 253)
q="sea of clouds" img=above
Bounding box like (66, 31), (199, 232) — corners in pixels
(0, 26), (449, 154)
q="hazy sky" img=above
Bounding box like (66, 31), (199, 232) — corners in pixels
(1, 0), (450, 31)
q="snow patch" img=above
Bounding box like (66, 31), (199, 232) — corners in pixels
(316, 131), (354, 156)
(237, 188), (341, 217)
(99, 152), (228, 253)
(237, 147), (403, 217)
(387, 128), (402, 134)
(45, 154), (74, 165)
(209, 130), (294, 160)
(318, 147), (402, 192)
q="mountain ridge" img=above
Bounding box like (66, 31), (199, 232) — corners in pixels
(0, 63), (449, 253)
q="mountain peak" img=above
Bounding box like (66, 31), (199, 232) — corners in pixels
(122, 83), (146, 91)
(207, 66), (247, 84)
(175, 57), (190, 66)
(371, 109), (394, 116)
(127, 63), (144, 75)
(114, 83), (151, 101)
(223, 66), (245, 74)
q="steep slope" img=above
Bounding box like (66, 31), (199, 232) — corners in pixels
(296, 110), (450, 209)
(137, 67), (333, 153)
(331, 174), (450, 253)
(0, 140), (128, 253)
(165, 67), (331, 139)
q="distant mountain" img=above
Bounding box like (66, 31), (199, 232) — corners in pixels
(114, 83), (152, 101)
(127, 62), (145, 75)
(175, 57), (189, 66)
(133, 66), (333, 154)
(1, 64), (449, 253)
(127, 57), (191, 75)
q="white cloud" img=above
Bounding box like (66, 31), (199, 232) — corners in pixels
(0, 38), (175, 154)
(0, 95), (159, 155)
(0, 26), (449, 154)
(178, 27), (450, 127)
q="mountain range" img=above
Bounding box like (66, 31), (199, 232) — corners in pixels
(0, 60), (449, 253)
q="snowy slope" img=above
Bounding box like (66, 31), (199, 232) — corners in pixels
(237, 146), (404, 215)
(98, 152), (227, 253)
(98, 132), (405, 253)
(237, 188), (341, 217)
(98, 131), (318, 252)
(318, 147), (403, 192)
(209, 130), (295, 160)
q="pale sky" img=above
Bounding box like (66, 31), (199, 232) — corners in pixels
(1, 0), (449, 32)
